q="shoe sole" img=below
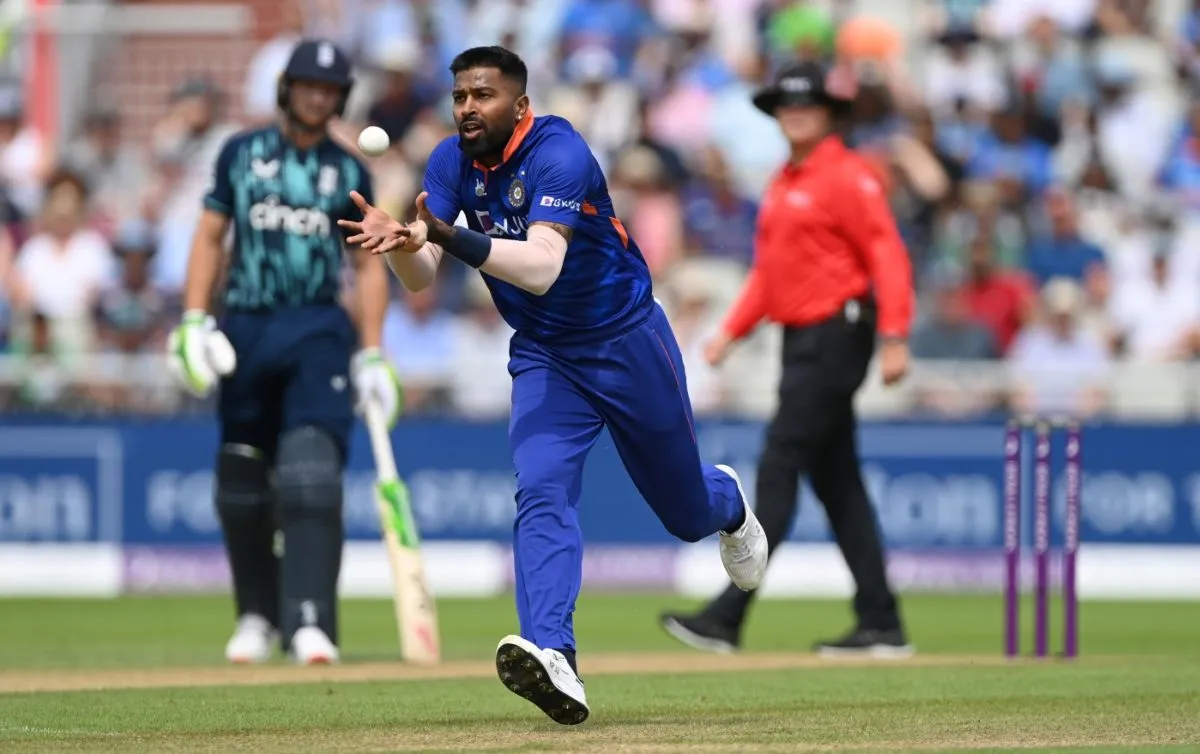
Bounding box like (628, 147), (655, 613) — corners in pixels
(815, 644), (916, 660)
(660, 617), (737, 654)
(495, 640), (589, 725)
(294, 655), (337, 665)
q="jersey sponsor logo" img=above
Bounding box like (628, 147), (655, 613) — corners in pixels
(538, 196), (580, 211)
(251, 158), (280, 180)
(248, 195), (332, 236)
(474, 209), (529, 238)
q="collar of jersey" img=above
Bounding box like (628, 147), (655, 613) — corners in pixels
(784, 134), (844, 176)
(473, 110), (535, 173)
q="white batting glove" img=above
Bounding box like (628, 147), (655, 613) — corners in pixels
(166, 310), (237, 398)
(352, 347), (403, 428)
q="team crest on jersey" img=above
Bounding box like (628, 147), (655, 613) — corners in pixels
(474, 178), (486, 197)
(507, 178), (527, 208)
(318, 165), (339, 196)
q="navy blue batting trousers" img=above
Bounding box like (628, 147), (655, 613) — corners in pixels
(506, 302), (744, 652)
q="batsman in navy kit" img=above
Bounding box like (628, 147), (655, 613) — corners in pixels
(167, 39), (400, 665)
(339, 46), (769, 724)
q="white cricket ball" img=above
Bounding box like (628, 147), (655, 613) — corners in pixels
(357, 126), (391, 157)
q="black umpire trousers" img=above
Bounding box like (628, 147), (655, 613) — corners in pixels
(704, 296), (902, 632)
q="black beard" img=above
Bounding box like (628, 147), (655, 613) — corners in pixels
(458, 124), (513, 159)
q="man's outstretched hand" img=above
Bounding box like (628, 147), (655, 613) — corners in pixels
(412, 191), (456, 247)
(338, 191), (419, 254)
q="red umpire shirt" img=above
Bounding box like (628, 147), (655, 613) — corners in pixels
(721, 135), (914, 341)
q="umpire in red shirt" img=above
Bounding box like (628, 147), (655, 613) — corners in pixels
(661, 60), (916, 657)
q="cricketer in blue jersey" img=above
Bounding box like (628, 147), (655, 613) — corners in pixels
(340, 46), (768, 725)
(166, 39), (400, 666)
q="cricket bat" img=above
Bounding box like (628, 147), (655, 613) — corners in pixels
(363, 400), (441, 664)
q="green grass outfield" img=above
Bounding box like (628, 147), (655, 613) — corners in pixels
(0, 594), (1197, 752)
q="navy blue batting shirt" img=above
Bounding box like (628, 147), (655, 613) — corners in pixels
(421, 114), (653, 343)
(204, 125), (373, 311)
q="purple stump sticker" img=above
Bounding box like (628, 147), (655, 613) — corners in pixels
(1033, 423), (1051, 659)
(1063, 423), (1081, 658)
(1003, 421), (1021, 658)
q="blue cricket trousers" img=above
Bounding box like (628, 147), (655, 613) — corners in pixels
(506, 302), (744, 652)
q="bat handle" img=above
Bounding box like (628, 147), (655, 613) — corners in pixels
(363, 400), (400, 481)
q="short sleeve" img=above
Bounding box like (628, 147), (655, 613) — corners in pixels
(421, 138), (463, 224)
(203, 136), (239, 216)
(526, 135), (591, 229)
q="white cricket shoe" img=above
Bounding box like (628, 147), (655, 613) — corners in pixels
(495, 635), (589, 725)
(290, 626), (340, 665)
(715, 464), (768, 591)
(225, 613), (277, 664)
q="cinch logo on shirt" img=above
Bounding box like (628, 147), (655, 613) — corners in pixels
(538, 196), (581, 211)
(475, 209), (530, 238)
(248, 196), (332, 236)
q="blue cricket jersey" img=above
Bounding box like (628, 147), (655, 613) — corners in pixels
(204, 125), (374, 312)
(421, 114), (653, 343)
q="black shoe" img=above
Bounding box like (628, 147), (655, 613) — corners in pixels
(659, 612), (740, 654)
(813, 626), (914, 659)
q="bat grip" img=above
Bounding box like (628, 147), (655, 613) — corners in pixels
(364, 400), (400, 481)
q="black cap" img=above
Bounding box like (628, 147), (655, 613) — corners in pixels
(277, 38), (355, 117)
(283, 39), (354, 89)
(751, 60), (854, 117)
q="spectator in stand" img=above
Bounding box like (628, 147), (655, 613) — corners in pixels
(1012, 15), (1094, 128)
(0, 86), (49, 220)
(1008, 277), (1111, 418)
(557, 0), (663, 82)
(765, 2), (835, 64)
(60, 106), (151, 236)
(608, 144), (685, 278)
(92, 219), (172, 411)
(961, 231), (1036, 354)
(1110, 247), (1200, 361)
(707, 51), (789, 200)
(644, 19), (736, 158)
(146, 77), (239, 294)
(1156, 87), (1200, 211)
(10, 169), (115, 358)
(8, 308), (81, 411)
(1072, 150), (1135, 248)
(1092, 49), (1175, 200)
(965, 101), (1055, 200)
(464, 0), (568, 100)
(680, 145), (758, 264)
(910, 263), (1005, 417)
(918, 0), (991, 38)
(659, 260), (729, 415)
(242, 0), (306, 124)
(921, 26), (1006, 116)
(545, 46), (641, 174)
(365, 46), (439, 147)
(912, 260), (1000, 361)
(447, 276), (514, 419)
(381, 282), (456, 414)
(983, 0), (1098, 41)
(1025, 189), (1107, 286)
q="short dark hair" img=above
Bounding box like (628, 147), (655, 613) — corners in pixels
(449, 46), (528, 93)
(44, 167), (90, 201)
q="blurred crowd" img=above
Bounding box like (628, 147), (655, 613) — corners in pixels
(2, 0), (1200, 420)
